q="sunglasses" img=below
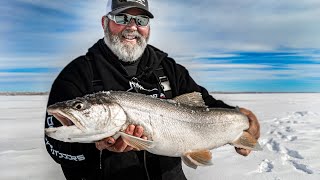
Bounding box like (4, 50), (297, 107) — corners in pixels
(107, 13), (150, 27)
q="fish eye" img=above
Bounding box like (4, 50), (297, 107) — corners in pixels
(73, 102), (84, 110)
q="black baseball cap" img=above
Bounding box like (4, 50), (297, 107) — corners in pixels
(106, 0), (154, 18)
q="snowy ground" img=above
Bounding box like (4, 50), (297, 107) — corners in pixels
(0, 93), (319, 180)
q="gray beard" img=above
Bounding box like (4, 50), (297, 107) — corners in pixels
(104, 26), (149, 63)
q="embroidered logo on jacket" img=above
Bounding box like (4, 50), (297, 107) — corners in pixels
(47, 116), (54, 128)
(45, 137), (85, 161)
(127, 77), (162, 98)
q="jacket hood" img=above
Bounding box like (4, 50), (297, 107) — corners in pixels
(85, 39), (169, 94)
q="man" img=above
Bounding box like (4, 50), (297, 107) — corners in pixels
(44, 0), (260, 179)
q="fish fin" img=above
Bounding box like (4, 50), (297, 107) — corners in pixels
(173, 92), (207, 108)
(232, 131), (263, 151)
(181, 156), (198, 169)
(118, 132), (155, 150)
(112, 133), (121, 140)
(183, 149), (213, 168)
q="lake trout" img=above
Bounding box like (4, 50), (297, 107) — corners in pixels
(45, 91), (261, 168)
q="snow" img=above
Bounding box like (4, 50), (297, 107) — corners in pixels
(0, 93), (320, 179)
(0, 95), (64, 180)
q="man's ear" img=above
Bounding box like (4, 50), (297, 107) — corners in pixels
(101, 16), (106, 29)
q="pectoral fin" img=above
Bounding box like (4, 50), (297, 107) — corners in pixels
(182, 149), (213, 169)
(118, 132), (155, 150)
(232, 131), (262, 151)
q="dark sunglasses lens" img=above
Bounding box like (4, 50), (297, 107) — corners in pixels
(114, 14), (149, 26)
(136, 16), (149, 26)
(115, 14), (131, 25)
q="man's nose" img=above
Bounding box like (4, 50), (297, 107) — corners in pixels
(125, 19), (138, 30)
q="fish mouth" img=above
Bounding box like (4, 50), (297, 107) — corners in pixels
(47, 109), (86, 131)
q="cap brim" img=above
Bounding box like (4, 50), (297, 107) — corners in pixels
(109, 6), (154, 18)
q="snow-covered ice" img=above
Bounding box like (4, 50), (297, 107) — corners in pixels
(0, 93), (320, 180)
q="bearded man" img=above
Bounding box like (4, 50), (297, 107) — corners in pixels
(44, 0), (260, 179)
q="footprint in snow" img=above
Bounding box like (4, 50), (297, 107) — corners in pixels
(290, 160), (313, 174)
(266, 138), (281, 152)
(258, 159), (274, 173)
(294, 111), (310, 117)
(281, 148), (304, 159)
(284, 126), (294, 132)
(285, 135), (297, 141)
(280, 149), (312, 174)
(276, 131), (297, 142)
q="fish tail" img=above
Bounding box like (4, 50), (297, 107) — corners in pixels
(232, 131), (262, 151)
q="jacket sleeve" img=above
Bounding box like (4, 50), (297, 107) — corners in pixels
(44, 59), (99, 168)
(173, 63), (234, 109)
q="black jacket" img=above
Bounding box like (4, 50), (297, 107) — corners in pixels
(44, 39), (234, 180)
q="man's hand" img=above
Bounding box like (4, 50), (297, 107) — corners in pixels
(236, 107), (260, 156)
(95, 125), (147, 152)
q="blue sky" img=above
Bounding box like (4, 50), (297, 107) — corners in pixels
(1, 0), (320, 92)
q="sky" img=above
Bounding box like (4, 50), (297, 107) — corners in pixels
(1, 0), (320, 92)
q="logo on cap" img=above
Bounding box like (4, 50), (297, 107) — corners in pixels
(126, 0), (146, 6)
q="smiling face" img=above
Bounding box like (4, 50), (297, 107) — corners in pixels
(102, 8), (150, 63)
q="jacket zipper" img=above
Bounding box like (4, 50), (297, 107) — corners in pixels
(144, 151), (151, 180)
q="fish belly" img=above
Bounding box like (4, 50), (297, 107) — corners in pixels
(145, 112), (249, 157)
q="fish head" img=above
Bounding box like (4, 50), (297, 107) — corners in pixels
(45, 92), (127, 142)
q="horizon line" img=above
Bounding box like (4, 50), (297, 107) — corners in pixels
(0, 91), (320, 95)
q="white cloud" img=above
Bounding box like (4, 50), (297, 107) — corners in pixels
(190, 68), (291, 85)
(287, 64), (320, 78)
(0, 72), (57, 83)
(11, 0), (318, 59)
(1, 0), (320, 92)
(56, 0), (106, 57)
(189, 63), (320, 87)
(1, 0), (106, 87)
(3, 0), (320, 58)
(184, 63), (270, 70)
(14, 0), (84, 14)
(148, 0), (320, 54)
(0, 55), (71, 69)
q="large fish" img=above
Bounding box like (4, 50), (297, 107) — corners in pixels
(45, 91), (261, 168)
